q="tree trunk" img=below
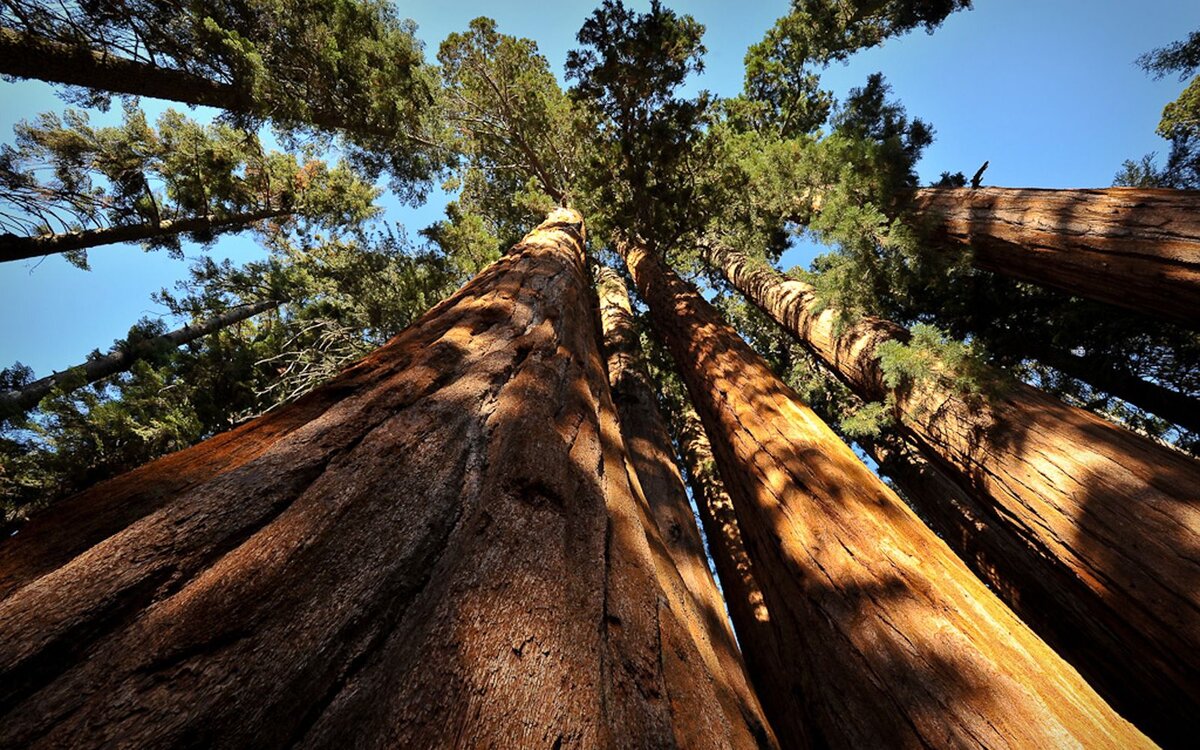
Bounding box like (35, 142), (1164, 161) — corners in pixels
(0, 299), (280, 420)
(909, 186), (1200, 327)
(0, 28), (388, 139)
(665, 397), (803, 748)
(594, 265), (777, 748)
(0, 28), (246, 110)
(0, 208), (290, 264)
(621, 239), (1149, 748)
(1020, 342), (1199, 435)
(706, 241), (1200, 746)
(0, 210), (772, 748)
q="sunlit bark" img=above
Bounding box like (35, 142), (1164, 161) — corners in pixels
(623, 239), (1150, 748)
(910, 186), (1200, 327)
(595, 265), (778, 747)
(0, 211), (773, 748)
(707, 240), (1200, 745)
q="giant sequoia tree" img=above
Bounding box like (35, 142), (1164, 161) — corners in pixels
(3, 0), (1200, 746)
(0, 211), (777, 747)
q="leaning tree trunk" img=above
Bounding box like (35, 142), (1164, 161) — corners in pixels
(0, 210), (773, 748)
(1020, 342), (1200, 435)
(0, 208), (289, 263)
(0, 299), (280, 420)
(664, 396), (804, 748)
(620, 239), (1148, 748)
(909, 186), (1200, 328)
(706, 241), (1200, 746)
(0, 28), (379, 138)
(594, 265), (777, 748)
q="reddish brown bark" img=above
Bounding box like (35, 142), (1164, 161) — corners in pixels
(595, 265), (777, 748)
(707, 241), (1200, 745)
(666, 399), (802, 748)
(0, 211), (771, 748)
(910, 186), (1200, 327)
(622, 240), (1149, 748)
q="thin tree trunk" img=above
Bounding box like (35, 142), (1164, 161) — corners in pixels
(595, 265), (777, 748)
(909, 186), (1200, 327)
(0, 28), (396, 139)
(0, 28), (246, 109)
(665, 397), (803, 748)
(706, 241), (1200, 746)
(0, 299), (280, 420)
(0, 208), (290, 263)
(1022, 342), (1199, 435)
(620, 239), (1149, 748)
(0, 211), (777, 748)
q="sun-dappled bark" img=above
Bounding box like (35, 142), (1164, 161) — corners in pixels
(665, 398), (803, 748)
(708, 241), (1200, 745)
(595, 265), (777, 748)
(0, 209), (289, 264)
(622, 239), (1150, 748)
(910, 186), (1200, 327)
(0, 211), (775, 748)
(0, 299), (280, 421)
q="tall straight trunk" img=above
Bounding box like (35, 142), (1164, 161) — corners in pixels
(666, 398), (801, 747)
(909, 186), (1200, 327)
(621, 239), (1148, 748)
(0, 299), (280, 420)
(0, 208), (290, 264)
(594, 265), (777, 748)
(0, 210), (771, 748)
(707, 241), (1200, 746)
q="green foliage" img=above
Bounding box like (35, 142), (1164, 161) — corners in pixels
(438, 18), (582, 207)
(2, 0), (446, 193)
(2, 360), (204, 526)
(875, 323), (989, 394)
(0, 105), (381, 266)
(1117, 29), (1200, 189)
(566, 0), (713, 247)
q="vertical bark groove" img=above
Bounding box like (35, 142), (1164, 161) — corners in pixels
(909, 186), (1200, 327)
(706, 241), (1200, 746)
(623, 240), (1150, 749)
(596, 265), (777, 748)
(0, 211), (769, 748)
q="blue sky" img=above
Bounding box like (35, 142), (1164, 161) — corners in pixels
(1, 0), (1197, 377)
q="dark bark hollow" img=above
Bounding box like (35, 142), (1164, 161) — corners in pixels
(910, 186), (1200, 328)
(0, 299), (280, 420)
(595, 265), (777, 748)
(0, 210), (772, 748)
(707, 242), (1200, 747)
(621, 240), (1149, 749)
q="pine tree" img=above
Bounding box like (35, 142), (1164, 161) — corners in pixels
(0, 106), (379, 266)
(0, 300), (279, 419)
(0, 0), (445, 191)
